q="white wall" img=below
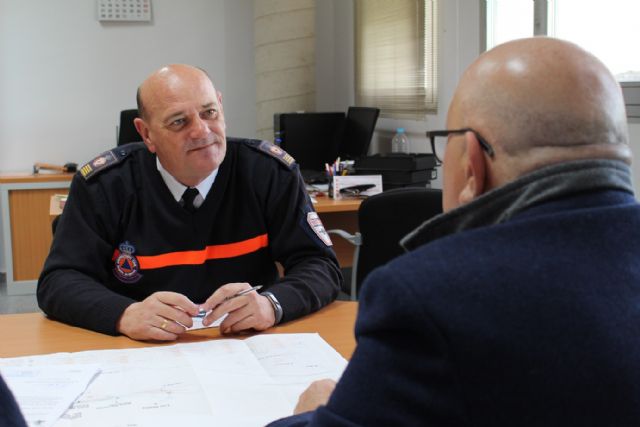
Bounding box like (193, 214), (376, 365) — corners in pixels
(315, 0), (355, 112)
(0, 0), (256, 273)
(222, 1), (257, 139)
(0, 0), (256, 173)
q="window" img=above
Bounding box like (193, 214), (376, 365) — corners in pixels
(485, 0), (533, 49)
(485, 0), (640, 118)
(355, 0), (438, 119)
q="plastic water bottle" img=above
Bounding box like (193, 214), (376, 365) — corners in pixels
(391, 128), (410, 153)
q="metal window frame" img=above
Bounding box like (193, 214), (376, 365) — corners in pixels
(481, 0), (639, 120)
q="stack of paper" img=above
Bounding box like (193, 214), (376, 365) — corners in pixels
(2, 365), (100, 427)
(0, 333), (347, 427)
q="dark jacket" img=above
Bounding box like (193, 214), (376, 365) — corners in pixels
(0, 375), (27, 427)
(38, 139), (342, 335)
(270, 160), (640, 426)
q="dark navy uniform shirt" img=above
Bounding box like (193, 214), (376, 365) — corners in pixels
(38, 138), (342, 335)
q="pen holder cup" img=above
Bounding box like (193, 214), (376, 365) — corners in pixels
(328, 176), (335, 199)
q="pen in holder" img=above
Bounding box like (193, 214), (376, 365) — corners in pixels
(328, 175), (335, 198)
(325, 158), (352, 199)
(331, 175), (383, 200)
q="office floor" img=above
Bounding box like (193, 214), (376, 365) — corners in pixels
(0, 274), (41, 314)
(0, 269), (354, 315)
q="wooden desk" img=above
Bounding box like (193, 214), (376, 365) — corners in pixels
(314, 197), (362, 214)
(314, 197), (361, 268)
(0, 173), (73, 295)
(0, 300), (357, 360)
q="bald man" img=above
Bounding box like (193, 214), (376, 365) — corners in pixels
(269, 38), (640, 426)
(38, 64), (342, 341)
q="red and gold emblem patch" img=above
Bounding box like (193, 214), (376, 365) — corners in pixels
(113, 241), (143, 283)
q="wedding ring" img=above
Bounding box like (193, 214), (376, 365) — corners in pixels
(160, 319), (168, 330)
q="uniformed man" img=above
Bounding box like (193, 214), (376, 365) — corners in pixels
(37, 64), (342, 341)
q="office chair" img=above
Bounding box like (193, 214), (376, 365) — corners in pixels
(51, 215), (60, 235)
(328, 187), (443, 300)
(117, 109), (142, 146)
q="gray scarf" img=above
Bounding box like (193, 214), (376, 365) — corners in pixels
(401, 159), (635, 251)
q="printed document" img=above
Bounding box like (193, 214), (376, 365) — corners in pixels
(0, 333), (347, 427)
(1, 365), (100, 427)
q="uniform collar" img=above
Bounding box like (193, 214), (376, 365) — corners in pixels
(156, 157), (218, 206)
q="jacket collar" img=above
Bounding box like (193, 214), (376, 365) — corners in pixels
(401, 159), (635, 251)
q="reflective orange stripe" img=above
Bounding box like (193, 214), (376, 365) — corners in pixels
(113, 234), (269, 270)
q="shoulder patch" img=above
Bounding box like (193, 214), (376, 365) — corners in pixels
(306, 211), (333, 247)
(256, 140), (296, 169)
(79, 143), (145, 180)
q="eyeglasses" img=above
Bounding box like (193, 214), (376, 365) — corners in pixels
(426, 128), (495, 165)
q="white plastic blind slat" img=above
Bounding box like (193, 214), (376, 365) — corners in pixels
(355, 0), (438, 119)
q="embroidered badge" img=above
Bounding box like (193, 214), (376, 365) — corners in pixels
(79, 143), (146, 181)
(113, 241), (143, 283)
(307, 212), (333, 247)
(92, 156), (107, 167)
(80, 150), (118, 180)
(258, 140), (295, 168)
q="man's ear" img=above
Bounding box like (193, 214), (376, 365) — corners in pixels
(216, 90), (226, 130)
(134, 118), (156, 153)
(458, 131), (487, 205)
(217, 91), (225, 115)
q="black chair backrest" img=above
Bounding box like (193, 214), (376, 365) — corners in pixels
(51, 215), (60, 235)
(356, 187), (443, 291)
(118, 109), (142, 146)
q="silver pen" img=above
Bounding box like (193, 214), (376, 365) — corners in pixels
(225, 285), (263, 301)
(196, 285), (263, 318)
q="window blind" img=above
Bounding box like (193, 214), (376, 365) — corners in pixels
(355, 0), (438, 119)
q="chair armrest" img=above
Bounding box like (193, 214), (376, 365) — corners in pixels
(327, 229), (362, 300)
(326, 229), (362, 246)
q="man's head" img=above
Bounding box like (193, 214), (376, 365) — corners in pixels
(134, 64), (226, 187)
(442, 37), (631, 211)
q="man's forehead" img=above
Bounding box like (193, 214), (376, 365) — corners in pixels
(144, 79), (218, 119)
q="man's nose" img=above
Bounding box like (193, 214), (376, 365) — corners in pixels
(189, 116), (211, 140)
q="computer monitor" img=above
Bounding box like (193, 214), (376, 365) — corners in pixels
(275, 112), (345, 172)
(338, 107), (380, 160)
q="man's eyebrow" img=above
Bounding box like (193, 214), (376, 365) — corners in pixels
(162, 102), (216, 124)
(163, 111), (186, 124)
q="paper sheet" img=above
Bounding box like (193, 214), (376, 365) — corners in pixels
(0, 333), (347, 427)
(1, 365), (100, 427)
(185, 312), (227, 330)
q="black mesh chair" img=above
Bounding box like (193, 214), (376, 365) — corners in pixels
(51, 215), (60, 235)
(117, 109), (142, 146)
(328, 187), (443, 299)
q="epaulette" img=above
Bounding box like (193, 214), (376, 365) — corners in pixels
(235, 138), (296, 170)
(79, 142), (146, 180)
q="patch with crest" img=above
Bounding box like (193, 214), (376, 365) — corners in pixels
(113, 241), (143, 283)
(307, 212), (333, 247)
(79, 143), (145, 180)
(257, 140), (296, 169)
